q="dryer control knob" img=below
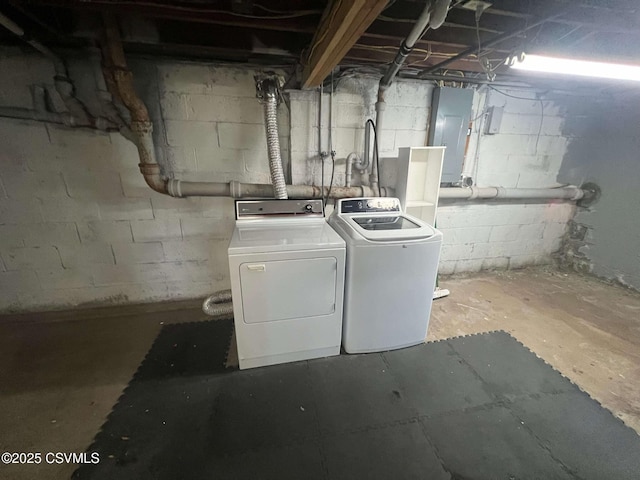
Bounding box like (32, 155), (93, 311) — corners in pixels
(304, 204), (314, 212)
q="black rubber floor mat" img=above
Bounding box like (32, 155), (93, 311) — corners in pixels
(73, 329), (640, 480)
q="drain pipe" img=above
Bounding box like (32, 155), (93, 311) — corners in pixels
(374, 0), (451, 190)
(102, 13), (167, 194)
(256, 74), (288, 199)
(439, 186), (587, 201)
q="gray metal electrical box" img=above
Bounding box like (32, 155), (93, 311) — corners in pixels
(428, 87), (474, 184)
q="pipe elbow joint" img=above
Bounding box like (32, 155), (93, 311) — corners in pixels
(139, 163), (167, 194)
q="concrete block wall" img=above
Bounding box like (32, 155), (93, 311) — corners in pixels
(435, 86), (574, 273)
(0, 49), (576, 312)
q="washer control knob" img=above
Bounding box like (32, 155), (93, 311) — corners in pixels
(304, 204), (314, 212)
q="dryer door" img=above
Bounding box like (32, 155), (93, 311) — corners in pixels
(239, 256), (337, 323)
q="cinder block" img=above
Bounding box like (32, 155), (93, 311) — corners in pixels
(385, 106), (428, 131)
(440, 243), (474, 262)
(159, 146), (198, 174)
(0, 118), (51, 168)
(40, 198), (101, 222)
(92, 263), (168, 286)
(474, 170), (520, 188)
(27, 143), (116, 173)
(109, 132), (141, 171)
(58, 243), (114, 268)
(162, 238), (211, 262)
(165, 120), (219, 149)
(0, 270), (40, 295)
(160, 92), (188, 120)
(21, 222), (80, 247)
(290, 125), (318, 153)
(489, 224), (520, 243)
(335, 103), (367, 128)
(151, 196), (204, 219)
(454, 259), (483, 273)
(166, 260), (213, 283)
(200, 197), (234, 217)
(2, 170), (69, 199)
(2, 245), (62, 270)
(385, 80), (432, 108)
(290, 96), (317, 129)
(180, 217), (234, 240)
(394, 130), (426, 150)
(63, 171), (124, 199)
(0, 198), (43, 224)
(36, 268), (93, 290)
(437, 260), (456, 275)
(99, 198), (154, 221)
(481, 257), (510, 271)
(185, 95), (264, 124)
(0, 225), (26, 247)
(441, 226), (492, 245)
(112, 241), (165, 264)
(195, 147), (246, 174)
(218, 123), (265, 150)
(46, 124), (112, 150)
(78, 221), (133, 243)
(509, 254), (552, 269)
(158, 64), (257, 97)
(131, 218), (182, 242)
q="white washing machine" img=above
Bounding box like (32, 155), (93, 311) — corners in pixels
(228, 199), (345, 369)
(328, 197), (442, 354)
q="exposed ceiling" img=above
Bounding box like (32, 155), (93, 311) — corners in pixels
(1, 0), (639, 86)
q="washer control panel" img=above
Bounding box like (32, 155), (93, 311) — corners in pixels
(236, 199), (324, 219)
(339, 197), (401, 214)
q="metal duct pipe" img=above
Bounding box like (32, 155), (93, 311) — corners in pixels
(255, 75), (288, 199)
(202, 289), (233, 316)
(203, 302), (234, 317)
(438, 186), (586, 201)
(102, 13), (167, 194)
(167, 179), (393, 199)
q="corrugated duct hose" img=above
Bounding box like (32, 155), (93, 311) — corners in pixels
(202, 289), (233, 316)
(255, 74), (288, 200)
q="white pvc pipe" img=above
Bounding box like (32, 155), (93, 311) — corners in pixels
(438, 186), (585, 201)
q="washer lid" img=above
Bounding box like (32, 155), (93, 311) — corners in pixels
(342, 213), (438, 241)
(228, 220), (345, 254)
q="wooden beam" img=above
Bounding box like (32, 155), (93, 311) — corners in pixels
(302, 0), (389, 88)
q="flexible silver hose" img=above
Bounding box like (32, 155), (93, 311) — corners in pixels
(263, 95), (288, 199)
(202, 301), (234, 317)
(202, 289), (233, 316)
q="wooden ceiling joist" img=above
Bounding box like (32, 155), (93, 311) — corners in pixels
(301, 0), (389, 88)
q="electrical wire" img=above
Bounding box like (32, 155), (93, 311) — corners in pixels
(365, 119), (382, 197)
(325, 71), (336, 207)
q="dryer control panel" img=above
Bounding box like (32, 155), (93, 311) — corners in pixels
(236, 199), (324, 219)
(339, 197), (401, 214)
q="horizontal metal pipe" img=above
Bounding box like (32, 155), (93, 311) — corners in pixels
(438, 186), (585, 201)
(167, 179), (393, 199)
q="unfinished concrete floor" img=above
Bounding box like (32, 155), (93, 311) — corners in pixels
(0, 267), (639, 480)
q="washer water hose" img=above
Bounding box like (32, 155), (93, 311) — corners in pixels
(255, 74), (288, 200)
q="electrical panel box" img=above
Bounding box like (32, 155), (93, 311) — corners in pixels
(484, 106), (503, 134)
(427, 87), (474, 184)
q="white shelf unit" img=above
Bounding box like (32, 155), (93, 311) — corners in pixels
(396, 146), (445, 226)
